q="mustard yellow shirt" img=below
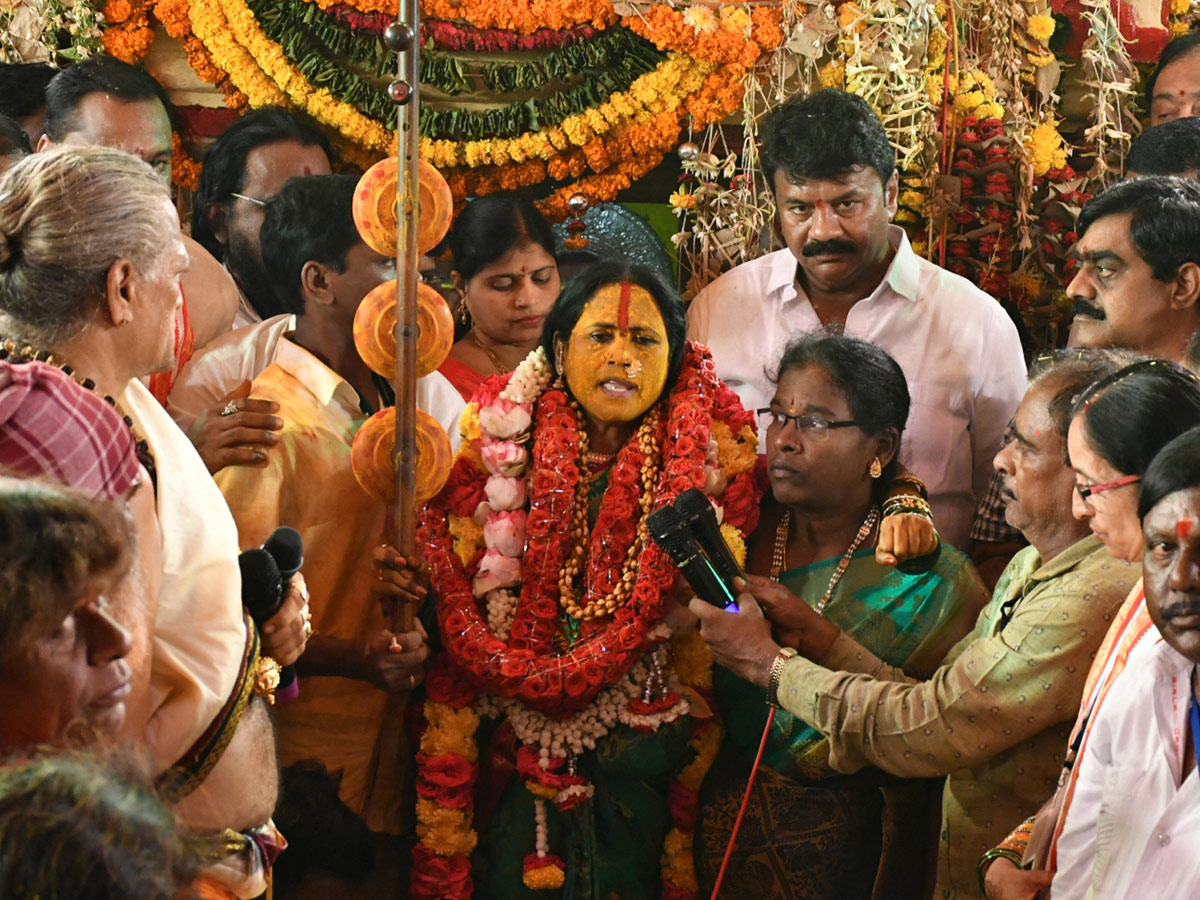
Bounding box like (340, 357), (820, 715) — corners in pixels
(214, 338), (407, 833)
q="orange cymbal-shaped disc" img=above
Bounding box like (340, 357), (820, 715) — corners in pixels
(353, 280), (454, 379)
(351, 407), (453, 506)
(352, 158), (453, 257)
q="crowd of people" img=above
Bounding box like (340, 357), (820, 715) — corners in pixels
(2, 30), (1200, 900)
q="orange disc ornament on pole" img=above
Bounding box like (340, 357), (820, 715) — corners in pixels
(350, 4), (454, 634)
(352, 280), (455, 381)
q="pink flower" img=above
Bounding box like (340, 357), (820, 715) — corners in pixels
(485, 474), (527, 511)
(478, 399), (532, 440)
(473, 548), (521, 596)
(484, 510), (527, 556)
(480, 438), (528, 476)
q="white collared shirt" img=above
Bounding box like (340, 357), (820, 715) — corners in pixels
(1050, 637), (1200, 899)
(687, 227), (1027, 547)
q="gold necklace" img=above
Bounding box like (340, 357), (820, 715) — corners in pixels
(468, 330), (511, 375)
(770, 506), (879, 614)
(559, 403), (662, 621)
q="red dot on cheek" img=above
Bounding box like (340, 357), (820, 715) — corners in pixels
(1177, 518), (1194, 540)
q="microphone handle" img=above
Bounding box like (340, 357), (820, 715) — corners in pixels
(688, 516), (747, 590)
(675, 548), (741, 612)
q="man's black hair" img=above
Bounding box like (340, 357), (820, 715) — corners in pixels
(1145, 32), (1200, 114)
(0, 63), (56, 122)
(1127, 116), (1200, 175)
(759, 89), (895, 192)
(0, 115), (32, 161)
(1138, 425), (1200, 520)
(1076, 175), (1200, 282)
(191, 108), (333, 261)
(260, 174), (360, 319)
(43, 55), (178, 141)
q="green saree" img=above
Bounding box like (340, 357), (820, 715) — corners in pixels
(696, 544), (987, 900)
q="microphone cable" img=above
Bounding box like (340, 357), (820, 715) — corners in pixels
(708, 705), (775, 900)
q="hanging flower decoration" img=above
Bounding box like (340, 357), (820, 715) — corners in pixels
(91, 0), (781, 220)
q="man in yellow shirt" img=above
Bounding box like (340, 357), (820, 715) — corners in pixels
(214, 174), (428, 897)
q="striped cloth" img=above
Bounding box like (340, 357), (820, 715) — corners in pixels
(0, 359), (139, 499)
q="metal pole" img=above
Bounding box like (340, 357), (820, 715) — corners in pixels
(385, 5), (420, 631)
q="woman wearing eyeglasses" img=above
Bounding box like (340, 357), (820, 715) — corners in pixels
(981, 358), (1200, 900)
(696, 333), (989, 900)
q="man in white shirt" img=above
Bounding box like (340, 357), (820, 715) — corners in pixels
(1049, 427), (1200, 899)
(687, 89), (1026, 548)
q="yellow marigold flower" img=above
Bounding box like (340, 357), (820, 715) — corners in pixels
(671, 629), (713, 689)
(449, 514), (484, 566)
(975, 100), (1005, 120)
(1026, 49), (1056, 67)
(1026, 13), (1056, 42)
(416, 816), (478, 856)
(819, 60), (846, 88)
(459, 403), (481, 445)
(1171, 20), (1191, 36)
(719, 523), (747, 569)
(899, 189), (925, 210)
(524, 864), (566, 890)
(1025, 121), (1068, 177)
(420, 702), (480, 760)
(719, 6), (752, 35)
(953, 89), (986, 113)
(1171, 0), (1191, 15)
(669, 190), (699, 210)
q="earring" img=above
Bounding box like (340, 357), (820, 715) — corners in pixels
(553, 343), (566, 389)
(869, 457), (882, 479)
(458, 297), (469, 325)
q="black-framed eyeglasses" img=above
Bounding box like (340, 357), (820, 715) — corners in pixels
(1075, 473), (1141, 504)
(756, 408), (860, 441)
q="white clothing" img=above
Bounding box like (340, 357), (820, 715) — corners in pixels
(168, 316), (465, 451)
(687, 228), (1027, 547)
(232, 292), (261, 330)
(1050, 637), (1200, 900)
(120, 379), (248, 771)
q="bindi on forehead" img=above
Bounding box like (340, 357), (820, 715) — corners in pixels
(1178, 518), (1194, 540)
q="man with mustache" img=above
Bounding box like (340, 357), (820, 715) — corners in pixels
(688, 89), (1026, 550)
(690, 350), (1141, 900)
(1065, 175), (1200, 363)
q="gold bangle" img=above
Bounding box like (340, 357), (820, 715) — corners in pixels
(888, 472), (929, 500)
(765, 646), (798, 707)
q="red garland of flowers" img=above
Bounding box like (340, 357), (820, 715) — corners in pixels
(420, 342), (758, 720)
(422, 18), (598, 51)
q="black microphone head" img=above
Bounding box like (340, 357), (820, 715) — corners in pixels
(650, 516), (703, 562)
(263, 526), (304, 578)
(647, 505), (686, 543)
(674, 488), (716, 523)
(240, 548), (284, 621)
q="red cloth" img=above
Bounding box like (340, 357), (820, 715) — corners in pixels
(438, 357), (486, 404)
(0, 359), (139, 500)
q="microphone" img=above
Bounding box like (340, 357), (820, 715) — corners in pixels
(648, 506), (740, 612)
(673, 488), (746, 594)
(240, 525), (305, 702)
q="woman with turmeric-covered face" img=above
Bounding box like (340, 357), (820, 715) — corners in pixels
(418, 260), (762, 899)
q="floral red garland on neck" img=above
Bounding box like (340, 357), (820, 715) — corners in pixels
(419, 341), (759, 719)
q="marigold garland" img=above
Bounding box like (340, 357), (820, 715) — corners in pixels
(102, 0), (154, 62)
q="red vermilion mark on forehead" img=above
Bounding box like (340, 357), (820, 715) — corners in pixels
(302, 165), (313, 175)
(618, 279), (631, 334)
(1178, 518), (1194, 540)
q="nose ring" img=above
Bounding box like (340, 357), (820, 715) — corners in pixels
(625, 360), (643, 378)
